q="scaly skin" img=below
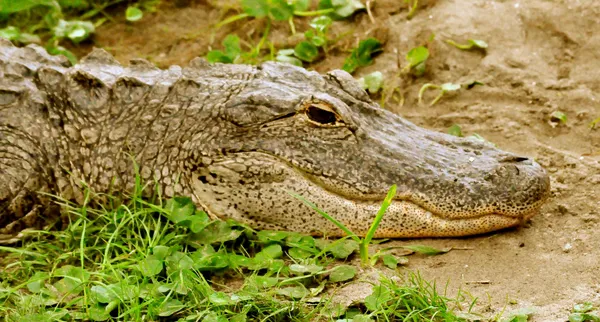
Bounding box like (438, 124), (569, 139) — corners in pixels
(0, 39), (550, 243)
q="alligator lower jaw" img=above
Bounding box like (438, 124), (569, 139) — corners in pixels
(320, 198), (536, 238)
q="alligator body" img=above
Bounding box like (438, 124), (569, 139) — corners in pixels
(0, 39), (550, 243)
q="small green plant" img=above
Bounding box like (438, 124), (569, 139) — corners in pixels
(446, 39), (488, 51)
(403, 45), (429, 76)
(448, 124), (463, 137)
(289, 185), (397, 267)
(206, 34), (243, 64)
(550, 111), (568, 124)
(405, 0), (419, 18)
(0, 0), (151, 64)
(447, 124), (492, 145)
(318, 0), (365, 20)
(568, 303), (600, 322)
(358, 71), (384, 94)
(342, 37), (383, 73)
(418, 82), (461, 106)
(591, 117), (600, 129)
(275, 15), (334, 66)
(0, 26), (40, 44)
(125, 6), (144, 22)
(419, 80), (483, 106)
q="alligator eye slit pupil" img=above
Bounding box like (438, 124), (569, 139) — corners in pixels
(306, 105), (337, 124)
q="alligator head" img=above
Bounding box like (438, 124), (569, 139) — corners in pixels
(185, 62), (550, 238)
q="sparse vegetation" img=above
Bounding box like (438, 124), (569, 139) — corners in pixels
(0, 0), (157, 64)
(0, 180), (471, 321)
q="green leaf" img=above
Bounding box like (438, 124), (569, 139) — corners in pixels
(550, 111), (567, 124)
(289, 263), (323, 274)
(165, 197), (195, 223)
(501, 307), (536, 322)
(294, 41), (319, 62)
(91, 285), (117, 304)
(89, 304), (111, 321)
(54, 266), (90, 296)
(242, 0), (269, 18)
(276, 286), (310, 299)
(446, 39), (488, 50)
(590, 117), (600, 129)
(569, 313), (600, 322)
(228, 254), (252, 268)
(0, 0), (60, 14)
(575, 303), (596, 313)
(441, 82), (461, 91)
(318, 0), (365, 19)
(328, 265), (356, 282)
(206, 35), (241, 64)
(364, 284), (392, 311)
(257, 230), (290, 243)
(306, 31), (326, 47)
(125, 6), (143, 22)
(166, 251), (194, 271)
(328, 239), (359, 258)
(358, 71), (383, 94)
(403, 244), (450, 255)
(153, 245), (171, 260)
(206, 50), (232, 64)
(223, 34), (241, 58)
(46, 45), (77, 65)
(288, 247), (314, 259)
(158, 298), (184, 317)
(252, 275), (279, 288)
(381, 254), (399, 269)
(310, 16), (332, 32)
(406, 46), (429, 69)
(259, 244), (283, 259)
(26, 272), (48, 293)
(292, 0), (310, 11)
(140, 254), (163, 276)
(189, 220), (243, 245)
(0, 26), (20, 41)
(209, 292), (234, 305)
(193, 252), (230, 271)
(448, 124), (463, 137)
(269, 0), (294, 20)
(53, 19), (95, 43)
(276, 54), (303, 66)
(202, 312), (229, 322)
(343, 38), (382, 73)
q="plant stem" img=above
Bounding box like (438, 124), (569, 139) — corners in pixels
(293, 9), (335, 17)
(215, 13), (250, 28)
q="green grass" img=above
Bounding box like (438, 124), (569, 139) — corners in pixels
(0, 0), (158, 64)
(0, 176), (478, 321)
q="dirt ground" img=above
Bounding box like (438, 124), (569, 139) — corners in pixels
(72, 0), (600, 320)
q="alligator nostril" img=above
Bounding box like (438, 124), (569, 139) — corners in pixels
(500, 156), (530, 164)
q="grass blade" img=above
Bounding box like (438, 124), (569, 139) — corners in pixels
(286, 191), (361, 243)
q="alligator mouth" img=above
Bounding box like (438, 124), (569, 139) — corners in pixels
(295, 171), (542, 238)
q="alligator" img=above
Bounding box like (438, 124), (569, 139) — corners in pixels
(0, 39), (550, 243)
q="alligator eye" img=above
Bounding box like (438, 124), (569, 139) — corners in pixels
(306, 104), (337, 124)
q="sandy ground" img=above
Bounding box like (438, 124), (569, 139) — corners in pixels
(70, 0), (600, 320)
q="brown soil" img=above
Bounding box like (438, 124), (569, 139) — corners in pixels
(72, 0), (600, 320)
